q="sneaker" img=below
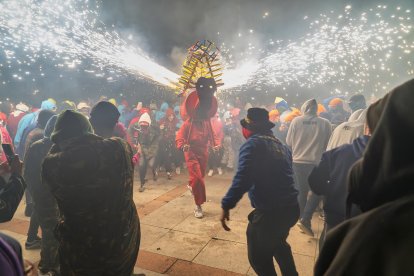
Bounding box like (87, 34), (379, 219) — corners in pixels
(25, 238), (41, 250)
(207, 169), (213, 177)
(139, 185), (145, 192)
(175, 167), (181, 175)
(152, 169), (158, 181)
(297, 220), (314, 237)
(194, 206), (203, 219)
(167, 172), (172, 180)
(217, 167), (223, 175)
(187, 185), (193, 195)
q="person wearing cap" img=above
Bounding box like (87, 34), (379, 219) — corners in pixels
(23, 115), (60, 275)
(42, 110), (140, 276)
(221, 107), (299, 276)
(77, 101), (91, 118)
(286, 99), (332, 237)
(328, 98), (350, 128)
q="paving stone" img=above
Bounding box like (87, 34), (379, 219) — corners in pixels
(214, 220), (248, 244)
(136, 250), (177, 274)
(193, 239), (250, 274)
(146, 230), (210, 261)
(140, 224), (170, 250)
(167, 259), (243, 276)
(173, 214), (221, 238)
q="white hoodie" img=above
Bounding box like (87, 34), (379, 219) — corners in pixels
(326, 109), (366, 150)
(286, 99), (332, 164)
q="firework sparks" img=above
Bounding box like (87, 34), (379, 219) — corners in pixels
(0, 0), (179, 87)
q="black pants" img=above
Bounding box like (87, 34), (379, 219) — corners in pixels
(247, 205), (299, 276)
(157, 141), (174, 173)
(208, 147), (223, 170)
(27, 210), (40, 241)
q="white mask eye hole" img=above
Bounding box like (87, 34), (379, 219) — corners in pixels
(209, 85), (213, 89)
(199, 85), (204, 88)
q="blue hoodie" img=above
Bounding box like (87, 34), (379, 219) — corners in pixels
(155, 102), (169, 122)
(308, 135), (369, 228)
(14, 100), (56, 147)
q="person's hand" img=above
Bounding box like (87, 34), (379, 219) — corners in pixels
(182, 144), (190, 152)
(0, 161), (10, 176)
(220, 208), (231, 231)
(10, 155), (22, 176)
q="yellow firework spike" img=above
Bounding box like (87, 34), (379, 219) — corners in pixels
(177, 40), (225, 96)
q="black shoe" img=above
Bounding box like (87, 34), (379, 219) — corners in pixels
(297, 220), (314, 237)
(25, 204), (33, 217)
(152, 170), (158, 181)
(25, 238), (42, 250)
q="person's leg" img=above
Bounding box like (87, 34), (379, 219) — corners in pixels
(37, 206), (60, 274)
(292, 163), (313, 217)
(246, 210), (278, 276)
(185, 151), (206, 206)
(26, 210), (40, 249)
(272, 205), (300, 276)
(301, 191), (322, 225)
(139, 155), (148, 189)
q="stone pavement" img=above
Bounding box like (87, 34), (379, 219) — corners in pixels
(0, 170), (323, 275)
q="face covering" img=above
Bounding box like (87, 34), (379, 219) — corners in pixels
(242, 127), (254, 139)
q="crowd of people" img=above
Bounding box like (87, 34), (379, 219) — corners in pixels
(0, 77), (413, 275)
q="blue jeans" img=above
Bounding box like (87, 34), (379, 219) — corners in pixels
(292, 163), (316, 217)
(302, 191), (322, 223)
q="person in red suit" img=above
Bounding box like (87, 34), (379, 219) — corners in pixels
(176, 77), (219, 218)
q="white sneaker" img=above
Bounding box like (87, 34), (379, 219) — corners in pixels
(194, 206), (203, 219)
(187, 185), (193, 195)
(176, 167), (181, 175)
(207, 169), (214, 177)
(217, 167), (223, 175)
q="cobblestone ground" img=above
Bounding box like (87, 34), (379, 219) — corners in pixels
(1, 169), (322, 275)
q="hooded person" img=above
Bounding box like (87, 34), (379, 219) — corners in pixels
(328, 98), (350, 128)
(286, 99), (332, 236)
(89, 101), (121, 138)
(14, 99), (56, 149)
(348, 94), (366, 113)
(176, 77), (219, 218)
(308, 100), (385, 251)
(221, 107), (299, 276)
(155, 102), (169, 123)
(41, 110), (140, 276)
(135, 112), (161, 192)
(157, 108), (179, 179)
(23, 115), (60, 275)
(315, 79), (414, 276)
(326, 109), (367, 150)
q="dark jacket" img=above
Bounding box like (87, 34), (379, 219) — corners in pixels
(42, 134), (140, 274)
(0, 174), (25, 222)
(316, 79), (414, 275)
(308, 136), (368, 227)
(221, 131), (298, 211)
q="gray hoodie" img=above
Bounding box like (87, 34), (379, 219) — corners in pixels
(286, 99), (332, 164)
(326, 109), (366, 150)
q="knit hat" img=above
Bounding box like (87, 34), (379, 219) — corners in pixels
(329, 98), (343, 109)
(60, 100), (77, 111)
(240, 108), (275, 131)
(108, 98), (117, 106)
(16, 103), (29, 112)
(77, 102), (90, 110)
(90, 101), (120, 130)
(51, 110), (93, 144)
(269, 109), (280, 123)
(317, 103), (327, 115)
(138, 112), (151, 126)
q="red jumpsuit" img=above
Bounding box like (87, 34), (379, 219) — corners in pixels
(176, 119), (218, 205)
